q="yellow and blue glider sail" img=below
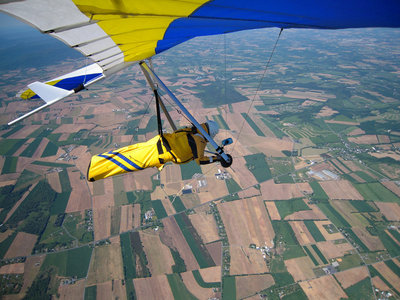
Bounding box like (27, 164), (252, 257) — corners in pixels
(2, 0), (400, 77)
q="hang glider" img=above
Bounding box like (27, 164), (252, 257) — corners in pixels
(2, 0), (400, 123)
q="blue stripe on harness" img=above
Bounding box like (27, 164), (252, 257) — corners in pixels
(98, 154), (132, 172)
(108, 151), (144, 170)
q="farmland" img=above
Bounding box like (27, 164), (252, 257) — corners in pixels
(1, 22), (400, 300)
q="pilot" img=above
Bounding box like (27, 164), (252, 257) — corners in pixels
(87, 120), (230, 181)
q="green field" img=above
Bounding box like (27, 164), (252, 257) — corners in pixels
(192, 270), (220, 288)
(225, 177), (242, 194)
(212, 114), (230, 130)
(354, 182), (400, 202)
(241, 113), (265, 136)
(1, 125), (24, 138)
(304, 221), (326, 242)
(174, 213), (215, 268)
(317, 202), (351, 228)
(272, 221), (306, 260)
(260, 116), (287, 138)
(84, 285), (97, 300)
(349, 200), (376, 212)
(120, 232), (136, 279)
(337, 253), (363, 271)
(343, 277), (373, 300)
(303, 246), (319, 266)
(50, 191), (71, 215)
(222, 276), (236, 300)
(309, 181), (329, 201)
(170, 196), (186, 213)
(0, 232), (17, 259)
(310, 244), (328, 264)
(244, 153), (272, 183)
(275, 198), (311, 219)
(180, 160), (202, 180)
(152, 199), (168, 218)
(41, 246), (92, 278)
(167, 273), (197, 300)
(41, 141), (58, 157)
(1, 156), (18, 174)
(20, 138), (43, 157)
(0, 139), (27, 156)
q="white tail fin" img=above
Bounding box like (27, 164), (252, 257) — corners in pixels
(27, 82), (73, 103)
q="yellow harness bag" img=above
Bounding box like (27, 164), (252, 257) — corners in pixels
(87, 129), (197, 182)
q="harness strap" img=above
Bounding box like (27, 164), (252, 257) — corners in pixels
(187, 134), (198, 160)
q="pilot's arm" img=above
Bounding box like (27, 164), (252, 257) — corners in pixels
(188, 134), (219, 165)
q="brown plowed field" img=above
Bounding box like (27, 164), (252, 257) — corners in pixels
(285, 202), (327, 220)
(0, 263), (24, 274)
(9, 125), (41, 139)
(181, 271), (214, 300)
(206, 242), (222, 266)
(319, 180), (363, 200)
(371, 276), (390, 291)
(21, 255), (45, 294)
(317, 240), (353, 259)
(133, 204), (141, 228)
(199, 266), (221, 283)
(58, 279), (86, 300)
(348, 134), (379, 144)
(299, 275), (347, 300)
(230, 246), (268, 275)
(133, 275), (174, 300)
(382, 181), (400, 197)
(161, 217), (199, 271)
(4, 232), (37, 258)
(189, 209), (219, 244)
(219, 197), (274, 248)
(229, 156), (258, 189)
(119, 205), (133, 232)
(373, 261), (400, 292)
(236, 274), (274, 300)
(65, 168), (91, 213)
(32, 138), (48, 158)
(87, 240), (124, 285)
(95, 280), (126, 300)
(47, 171), (62, 193)
(352, 227), (385, 251)
(265, 201), (280, 220)
(260, 179), (312, 200)
(334, 266), (369, 289)
(93, 207), (111, 241)
(139, 230), (174, 275)
(284, 256), (315, 282)
(289, 221), (315, 245)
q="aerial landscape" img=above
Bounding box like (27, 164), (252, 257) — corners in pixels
(1, 11), (400, 300)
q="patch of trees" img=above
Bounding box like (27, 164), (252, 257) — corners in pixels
(23, 270), (52, 300)
(6, 180), (56, 235)
(0, 185), (31, 225)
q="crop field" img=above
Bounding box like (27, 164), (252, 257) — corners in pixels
(219, 197), (275, 248)
(354, 182), (400, 202)
(289, 221), (315, 245)
(87, 240), (124, 285)
(244, 153), (272, 183)
(134, 275), (174, 300)
(42, 245), (92, 278)
(174, 213), (215, 269)
(260, 179), (312, 200)
(162, 216), (199, 271)
(275, 198), (311, 219)
(181, 270), (215, 299)
(319, 180), (363, 200)
(139, 230), (174, 275)
(334, 266), (369, 289)
(299, 275), (347, 300)
(230, 245), (269, 275)
(304, 221), (326, 242)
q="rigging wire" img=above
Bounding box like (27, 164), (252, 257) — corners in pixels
(231, 28), (283, 155)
